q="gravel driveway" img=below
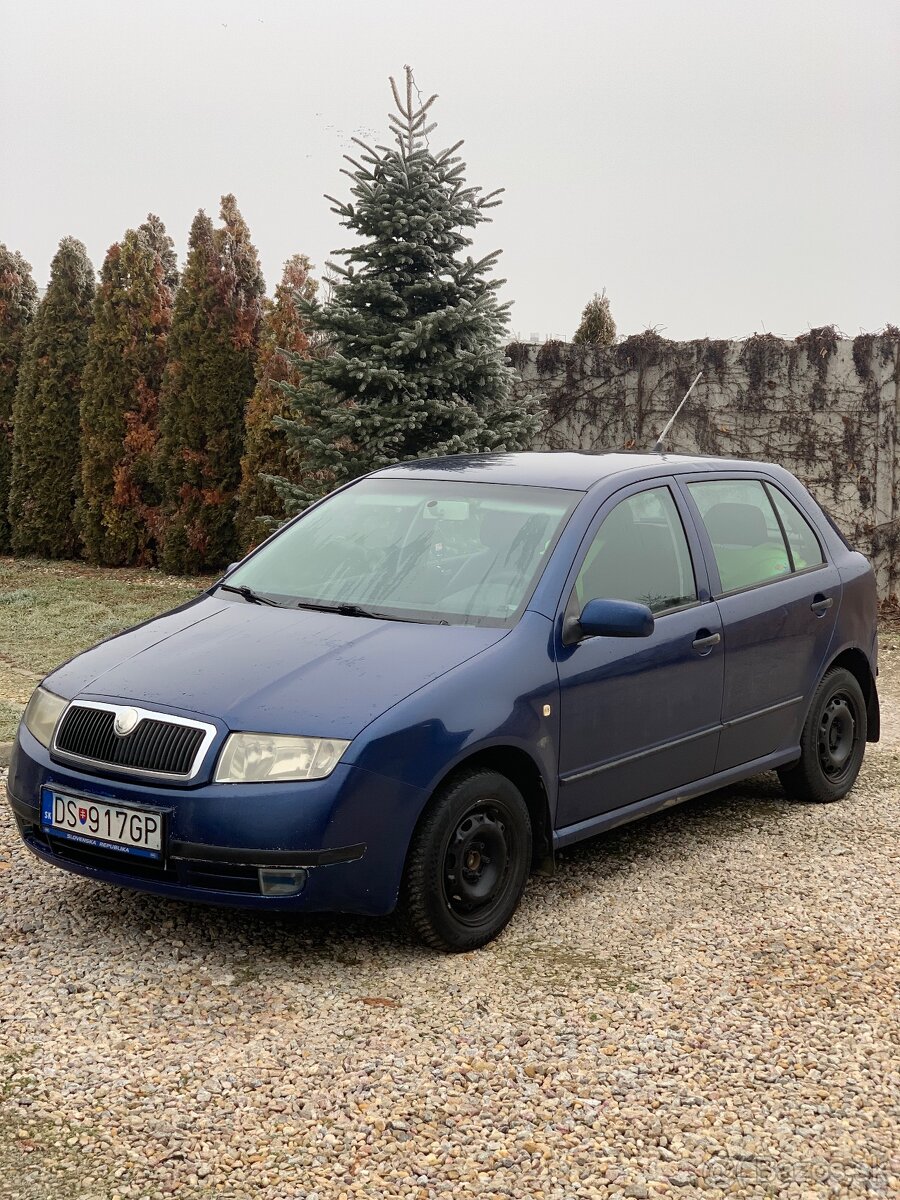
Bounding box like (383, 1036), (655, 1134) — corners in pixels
(1, 634), (898, 1200)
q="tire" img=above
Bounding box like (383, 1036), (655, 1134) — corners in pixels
(777, 667), (867, 803)
(403, 768), (532, 952)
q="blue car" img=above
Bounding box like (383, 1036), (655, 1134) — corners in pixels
(8, 452), (879, 950)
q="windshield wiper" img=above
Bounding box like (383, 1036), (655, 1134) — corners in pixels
(218, 583), (282, 607)
(295, 600), (435, 623)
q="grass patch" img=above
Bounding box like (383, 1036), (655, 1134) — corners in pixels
(0, 558), (213, 739)
(0, 701), (26, 742)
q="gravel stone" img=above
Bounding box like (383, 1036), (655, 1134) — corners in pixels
(1, 631), (898, 1199)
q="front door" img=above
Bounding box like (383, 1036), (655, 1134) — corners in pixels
(555, 481), (725, 832)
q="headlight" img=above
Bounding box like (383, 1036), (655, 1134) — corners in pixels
(22, 686), (68, 749)
(214, 733), (350, 784)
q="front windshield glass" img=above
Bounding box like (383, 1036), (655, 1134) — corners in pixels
(224, 478), (579, 626)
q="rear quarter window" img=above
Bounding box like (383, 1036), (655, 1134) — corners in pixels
(766, 485), (825, 571)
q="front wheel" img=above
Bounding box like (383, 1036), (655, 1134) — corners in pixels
(403, 769), (532, 952)
(777, 667), (867, 803)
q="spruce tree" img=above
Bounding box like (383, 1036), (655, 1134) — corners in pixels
(0, 245), (38, 551)
(9, 238), (94, 558)
(77, 217), (176, 565)
(270, 67), (536, 513)
(235, 254), (317, 551)
(572, 290), (616, 346)
(157, 196), (265, 573)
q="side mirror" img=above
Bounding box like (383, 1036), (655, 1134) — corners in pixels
(226, 562), (241, 575)
(564, 597), (655, 645)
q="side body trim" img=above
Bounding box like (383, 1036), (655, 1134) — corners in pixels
(553, 746), (799, 848)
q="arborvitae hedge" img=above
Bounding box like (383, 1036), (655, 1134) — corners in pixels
(9, 237), (94, 558)
(235, 254), (317, 551)
(0, 245), (38, 551)
(572, 290), (616, 346)
(157, 197), (264, 574)
(78, 218), (176, 565)
(140, 212), (179, 292)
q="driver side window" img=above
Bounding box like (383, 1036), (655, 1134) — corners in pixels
(573, 487), (697, 615)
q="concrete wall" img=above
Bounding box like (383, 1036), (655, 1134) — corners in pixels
(508, 329), (900, 599)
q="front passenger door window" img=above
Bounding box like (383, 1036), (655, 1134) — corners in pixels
(573, 486), (697, 614)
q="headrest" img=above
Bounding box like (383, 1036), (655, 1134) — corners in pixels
(598, 500), (637, 542)
(702, 502), (768, 547)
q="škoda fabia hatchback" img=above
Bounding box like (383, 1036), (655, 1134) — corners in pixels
(8, 453), (879, 950)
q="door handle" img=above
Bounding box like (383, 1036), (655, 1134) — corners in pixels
(810, 593), (833, 615)
(692, 630), (721, 652)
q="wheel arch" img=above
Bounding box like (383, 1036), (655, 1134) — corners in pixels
(409, 744), (554, 875)
(824, 646), (880, 742)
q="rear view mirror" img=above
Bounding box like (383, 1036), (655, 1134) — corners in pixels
(565, 597), (655, 644)
(423, 499), (471, 522)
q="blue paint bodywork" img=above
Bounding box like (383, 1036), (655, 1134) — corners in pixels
(7, 452), (879, 915)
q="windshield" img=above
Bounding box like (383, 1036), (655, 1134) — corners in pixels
(223, 478), (579, 626)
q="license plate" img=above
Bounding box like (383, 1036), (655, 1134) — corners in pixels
(40, 788), (163, 859)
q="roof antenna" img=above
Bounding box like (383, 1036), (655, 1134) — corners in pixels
(652, 371), (703, 454)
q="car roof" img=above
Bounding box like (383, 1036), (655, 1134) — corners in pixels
(375, 451), (787, 492)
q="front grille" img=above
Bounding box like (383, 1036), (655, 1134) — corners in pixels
(55, 704), (208, 776)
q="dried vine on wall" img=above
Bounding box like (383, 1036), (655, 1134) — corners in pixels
(508, 330), (900, 598)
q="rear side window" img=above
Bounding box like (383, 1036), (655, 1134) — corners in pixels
(767, 486), (824, 570)
(574, 486), (697, 614)
(688, 479), (792, 593)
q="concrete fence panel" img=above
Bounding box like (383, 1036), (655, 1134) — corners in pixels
(508, 329), (900, 599)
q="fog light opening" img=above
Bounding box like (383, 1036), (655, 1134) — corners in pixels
(258, 868), (308, 897)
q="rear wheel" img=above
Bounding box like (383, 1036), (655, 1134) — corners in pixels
(777, 667), (867, 803)
(403, 769), (532, 952)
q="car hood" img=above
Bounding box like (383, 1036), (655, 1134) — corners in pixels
(45, 595), (508, 739)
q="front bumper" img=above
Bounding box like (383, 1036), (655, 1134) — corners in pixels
(8, 725), (427, 915)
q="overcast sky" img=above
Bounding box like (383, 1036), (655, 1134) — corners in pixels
(2, 0), (898, 342)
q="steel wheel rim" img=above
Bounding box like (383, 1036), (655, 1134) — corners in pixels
(442, 801), (516, 927)
(817, 691), (858, 780)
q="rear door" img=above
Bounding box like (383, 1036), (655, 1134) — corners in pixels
(554, 479), (724, 830)
(679, 474), (840, 771)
